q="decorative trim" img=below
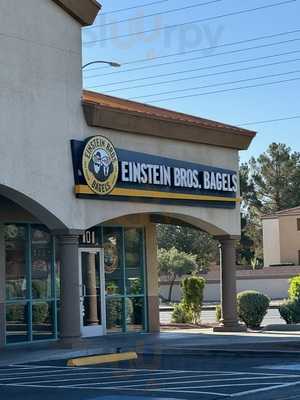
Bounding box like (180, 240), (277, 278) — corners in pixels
(82, 93), (256, 150)
(52, 0), (101, 26)
(75, 184), (241, 203)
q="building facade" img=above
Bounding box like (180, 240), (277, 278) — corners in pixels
(0, 0), (255, 347)
(263, 207), (300, 267)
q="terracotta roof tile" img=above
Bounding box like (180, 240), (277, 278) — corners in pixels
(82, 90), (256, 138)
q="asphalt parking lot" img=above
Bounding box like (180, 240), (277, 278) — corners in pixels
(2, 354), (300, 400)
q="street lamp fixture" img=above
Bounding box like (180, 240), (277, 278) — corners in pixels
(82, 60), (121, 70)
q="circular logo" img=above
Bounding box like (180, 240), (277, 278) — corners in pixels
(104, 242), (119, 274)
(82, 136), (119, 196)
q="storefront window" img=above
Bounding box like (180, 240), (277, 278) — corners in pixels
(126, 297), (145, 332)
(103, 227), (123, 296)
(32, 301), (55, 341)
(31, 226), (52, 300)
(5, 224), (57, 344)
(125, 228), (144, 296)
(5, 303), (29, 343)
(106, 298), (124, 333)
(102, 226), (146, 333)
(5, 225), (27, 300)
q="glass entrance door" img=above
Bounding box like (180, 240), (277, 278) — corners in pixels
(79, 249), (106, 338)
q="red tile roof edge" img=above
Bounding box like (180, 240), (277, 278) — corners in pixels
(82, 90), (256, 138)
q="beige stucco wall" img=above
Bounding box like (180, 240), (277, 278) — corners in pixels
(279, 215), (300, 265)
(160, 277), (292, 303)
(263, 218), (281, 267)
(0, 0), (242, 239)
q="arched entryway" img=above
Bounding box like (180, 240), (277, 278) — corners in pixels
(0, 191), (244, 347)
(0, 185), (68, 346)
(71, 211), (244, 342)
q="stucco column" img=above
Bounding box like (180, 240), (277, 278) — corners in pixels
(0, 224), (5, 347)
(58, 234), (82, 343)
(145, 221), (160, 332)
(214, 237), (246, 332)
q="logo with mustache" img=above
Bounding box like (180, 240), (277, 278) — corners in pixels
(82, 136), (119, 196)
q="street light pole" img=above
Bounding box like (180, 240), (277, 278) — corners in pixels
(82, 60), (121, 70)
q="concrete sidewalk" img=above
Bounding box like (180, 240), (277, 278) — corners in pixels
(1, 329), (300, 366)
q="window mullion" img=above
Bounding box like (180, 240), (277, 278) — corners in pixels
(27, 224), (33, 342)
(122, 227), (127, 333)
(51, 236), (58, 340)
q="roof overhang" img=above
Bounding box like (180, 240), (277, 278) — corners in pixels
(52, 0), (101, 26)
(262, 206), (300, 220)
(82, 92), (256, 151)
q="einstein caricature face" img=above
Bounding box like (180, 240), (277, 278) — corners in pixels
(92, 149), (111, 178)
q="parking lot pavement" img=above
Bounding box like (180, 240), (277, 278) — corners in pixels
(2, 358), (300, 400)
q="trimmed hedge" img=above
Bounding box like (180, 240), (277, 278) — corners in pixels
(32, 303), (49, 324)
(215, 304), (221, 322)
(288, 276), (300, 301)
(181, 276), (205, 324)
(237, 291), (270, 329)
(171, 303), (193, 324)
(279, 300), (300, 324)
(279, 276), (300, 324)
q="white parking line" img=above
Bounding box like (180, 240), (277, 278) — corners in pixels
(7, 383), (230, 397)
(13, 372), (240, 386)
(259, 363), (300, 371)
(0, 368), (190, 381)
(82, 366), (300, 377)
(3, 365), (300, 399)
(172, 382), (288, 389)
(0, 369), (71, 379)
(231, 380), (300, 397)
(85, 374), (299, 389)
(10, 364), (296, 376)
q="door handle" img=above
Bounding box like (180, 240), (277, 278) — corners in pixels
(80, 284), (87, 297)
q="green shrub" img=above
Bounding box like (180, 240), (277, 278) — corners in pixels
(32, 281), (47, 299)
(181, 276), (206, 324)
(171, 303), (193, 324)
(279, 300), (300, 324)
(106, 299), (122, 329)
(216, 304), (221, 322)
(288, 276), (300, 301)
(6, 304), (24, 322)
(237, 291), (270, 329)
(32, 303), (49, 324)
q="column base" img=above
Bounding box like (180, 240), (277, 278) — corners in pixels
(55, 336), (84, 349)
(213, 323), (247, 333)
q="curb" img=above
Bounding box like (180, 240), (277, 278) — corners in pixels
(67, 352), (138, 367)
(263, 324), (300, 332)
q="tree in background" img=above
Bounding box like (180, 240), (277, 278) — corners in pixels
(249, 143), (300, 214)
(157, 225), (219, 273)
(238, 143), (300, 267)
(158, 247), (198, 302)
(157, 143), (300, 271)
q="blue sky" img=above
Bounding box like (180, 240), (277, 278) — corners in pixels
(82, 0), (300, 162)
